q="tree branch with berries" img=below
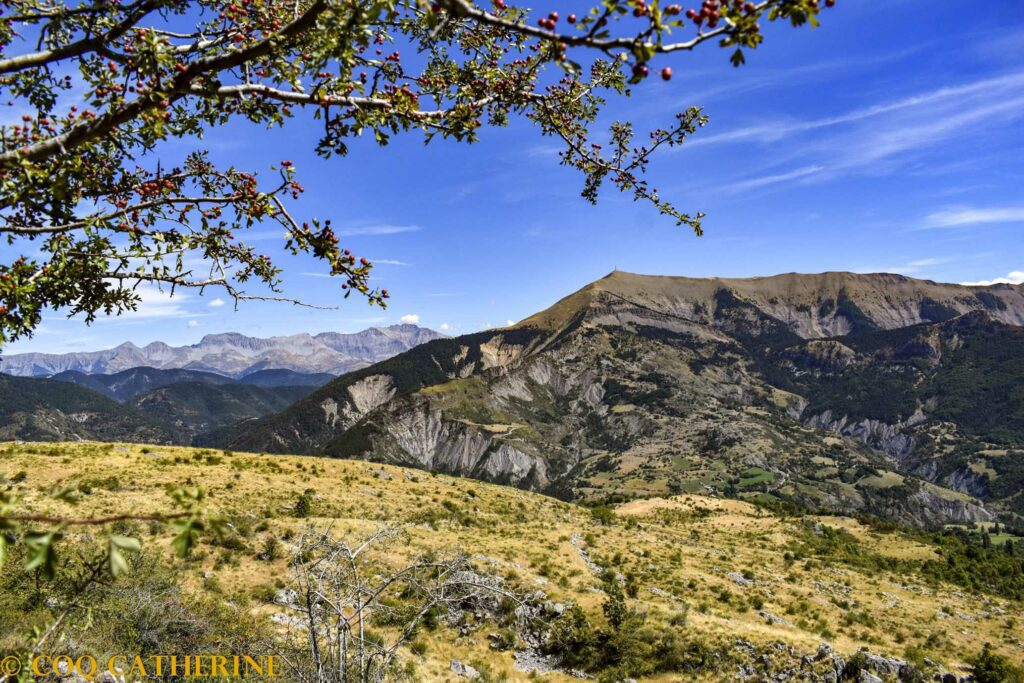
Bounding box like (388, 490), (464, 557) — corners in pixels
(0, 0), (837, 344)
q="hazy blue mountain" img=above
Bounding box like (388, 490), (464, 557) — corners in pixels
(0, 324), (445, 378)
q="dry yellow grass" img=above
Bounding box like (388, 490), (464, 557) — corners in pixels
(1, 441), (1020, 681)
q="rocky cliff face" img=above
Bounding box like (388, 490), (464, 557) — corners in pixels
(0, 324), (445, 377)
(224, 272), (1024, 527)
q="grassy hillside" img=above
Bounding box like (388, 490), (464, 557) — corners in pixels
(1, 441), (1021, 682)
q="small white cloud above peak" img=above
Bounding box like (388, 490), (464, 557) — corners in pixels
(209, 298), (226, 308)
(187, 320), (201, 328)
(506, 320), (515, 326)
(960, 270), (1024, 286)
(440, 323), (451, 331)
(399, 314), (420, 324)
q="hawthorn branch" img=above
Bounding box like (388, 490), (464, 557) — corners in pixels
(1, 194), (263, 234)
(100, 271), (336, 310)
(437, 0), (768, 53)
(0, 0), (165, 74)
(0, 0), (332, 165)
(205, 83), (499, 121)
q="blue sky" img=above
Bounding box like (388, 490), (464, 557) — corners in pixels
(8, 0), (1024, 354)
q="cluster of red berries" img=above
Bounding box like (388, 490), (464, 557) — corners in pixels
(136, 178), (179, 198)
(631, 0), (655, 17)
(632, 63), (674, 81)
(536, 11), (559, 30)
(684, 0), (727, 28)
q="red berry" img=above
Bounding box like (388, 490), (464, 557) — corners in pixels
(567, 12), (577, 22)
(661, 67), (672, 81)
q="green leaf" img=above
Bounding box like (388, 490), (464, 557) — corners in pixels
(170, 519), (198, 557)
(110, 535), (142, 552)
(50, 484), (79, 503)
(109, 545), (129, 577)
(24, 531), (58, 579)
(730, 48), (746, 67)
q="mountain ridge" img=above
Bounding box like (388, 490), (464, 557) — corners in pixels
(515, 270), (1024, 335)
(220, 271), (1024, 528)
(0, 323), (445, 378)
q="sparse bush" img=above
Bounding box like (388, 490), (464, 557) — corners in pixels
(294, 492), (313, 518)
(969, 643), (1024, 683)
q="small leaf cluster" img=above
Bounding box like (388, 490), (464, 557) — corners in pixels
(0, 472), (215, 580)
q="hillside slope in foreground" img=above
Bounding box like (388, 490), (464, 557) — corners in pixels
(2, 442), (1021, 681)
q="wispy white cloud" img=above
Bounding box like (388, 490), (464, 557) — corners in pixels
(960, 270), (1024, 286)
(343, 224), (421, 236)
(727, 165), (824, 192)
(439, 323), (451, 331)
(399, 314), (420, 324)
(691, 72), (1024, 150)
(187, 319), (201, 328)
(691, 71), (1024, 192)
(208, 298), (226, 308)
(924, 207), (1024, 229)
(94, 284), (193, 321)
(370, 258), (412, 266)
(854, 257), (953, 276)
(667, 45), (928, 110)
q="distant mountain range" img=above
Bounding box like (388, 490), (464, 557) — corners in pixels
(0, 324), (444, 377)
(220, 271), (1024, 527)
(0, 325), (443, 445)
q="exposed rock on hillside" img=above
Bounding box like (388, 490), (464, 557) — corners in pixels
(223, 272), (1024, 526)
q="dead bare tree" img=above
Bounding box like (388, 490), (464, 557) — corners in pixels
(272, 525), (518, 683)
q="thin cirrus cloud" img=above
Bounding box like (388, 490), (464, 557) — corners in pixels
(726, 165), (825, 193)
(342, 224), (421, 236)
(370, 258), (412, 266)
(923, 207), (1024, 229)
(692, 71), (1024, 192)
(854, 257), (952, 277)
(688, 71), (1024, 150)
(91, 284), (194, 322)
